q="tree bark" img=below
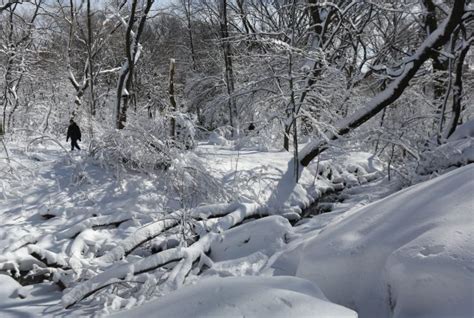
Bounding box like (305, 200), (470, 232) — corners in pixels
(169, 58), (177, 138)
(219, 0), (238, 137)
(446, 37), (471, 138)
(87, 0), (96, 117)
(116, 0), (154, 129)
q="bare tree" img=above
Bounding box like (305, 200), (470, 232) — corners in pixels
(1, 0), (42, 133)
(219, 0), (238, 137)
(300, 0), (467, 167)
(116, 0), (154, 129)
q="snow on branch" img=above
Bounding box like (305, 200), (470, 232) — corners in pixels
(28, 245), (70, 269)
(57, 212), (133, 239)
(300, 0), (467, 166)
(62, 247), (185, 308)
(63, 201), (264, 308)
(96, 213), (181, 264)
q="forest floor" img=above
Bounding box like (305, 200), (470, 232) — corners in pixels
(0, 138), (473, 317)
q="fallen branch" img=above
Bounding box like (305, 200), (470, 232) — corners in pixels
(96, 213), (181, 264)
(28, 245), (70, 269)
(57, 213), (133, 239)
(63, 202), (265, 308)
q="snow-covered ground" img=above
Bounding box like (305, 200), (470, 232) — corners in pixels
(112, 276), (357, 318)
(0, 135), (473, 318)
(268, 164), (474, 318)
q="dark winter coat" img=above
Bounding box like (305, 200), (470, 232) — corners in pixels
(67, 122), (81, 142)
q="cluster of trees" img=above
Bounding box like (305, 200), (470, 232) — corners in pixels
(0, 1), (472, 307)
(0, 0), (472, 169)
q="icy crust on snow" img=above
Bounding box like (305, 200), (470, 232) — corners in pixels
(111, 276), (357, 318)
(270, 164), (474, 318)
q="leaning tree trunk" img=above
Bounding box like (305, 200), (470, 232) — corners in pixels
(300, 0), (466, 167)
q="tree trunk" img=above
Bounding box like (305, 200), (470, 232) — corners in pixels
(87, 0), (96, 117)
(219, 0), (238, 137)
(116, 0), (154, 130)
(446, 38), (471, 138)
(300, 0), (466, 167)
(169, 58), (177, 138)
(422, 0), (449, 129)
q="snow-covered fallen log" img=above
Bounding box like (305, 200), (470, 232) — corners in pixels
(96, 214), (181, 264)
(27, 245), (70, 269)
(2, 234), (37, 253)
(57, 212), (133, 239)
(63, 246), (188, 308)
(209, 202), (264, 232)
(111, 276), (358, 318)
(190, 202), (241, 220)
(63, 201), (266, 308)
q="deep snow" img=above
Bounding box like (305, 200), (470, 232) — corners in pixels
(269, 164), (474, 318)
(0, 136), (473, 318)
(112, 276), (357, 318)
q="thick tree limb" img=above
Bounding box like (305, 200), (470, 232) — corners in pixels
(300, 0), (466, 166)
(57, 213), (133, 239)
(28, 245), (70, 269)
(63, 202), (264, 308)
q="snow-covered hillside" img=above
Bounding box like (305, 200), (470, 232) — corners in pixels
(112, 276), (357, 318)
(269, 164), (474, 318)
(1, 1), (473, 317)
(1, 137), (472, 317)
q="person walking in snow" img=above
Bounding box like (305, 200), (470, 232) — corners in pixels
(66, 119), (81, 151)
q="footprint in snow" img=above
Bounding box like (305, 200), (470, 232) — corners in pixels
(419, 245), (445, 257)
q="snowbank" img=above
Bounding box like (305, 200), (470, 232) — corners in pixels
(448, 119), (474, 141)
(210, 215), (291, 262)
(417, 120), (474, 175)
(111, 276), (357, 318)
(270, 164), (474, 318)
(0, 274), (63, 317)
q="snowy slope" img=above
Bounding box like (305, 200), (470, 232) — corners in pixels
(111, 276), (357, 318)
(0, 141), (381, 316)
(269, 164), (474, 318)
(2, 138), (472, 318)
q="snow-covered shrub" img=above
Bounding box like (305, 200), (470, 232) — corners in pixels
(233, 120), (283, 151)
(208, 131), (228, 146)
(415, 120), (474, 176)
(95, 129), (170, 170)
(164, 152), (230, 208)
(88, 113), (227, 207)
(90, 117), (176, 172)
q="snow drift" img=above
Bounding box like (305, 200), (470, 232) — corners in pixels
(111, 276), (357, 318)
(270, 164), (474, 318)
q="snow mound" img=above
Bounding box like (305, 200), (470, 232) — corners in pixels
(208, 131), (228, 146)
(111, 276), (357, 318)
(448, 119), (474, 141)
(0, 274), (22, 299)
(270, 164), (474, 318)
(210, 215), (291, 262)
